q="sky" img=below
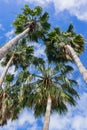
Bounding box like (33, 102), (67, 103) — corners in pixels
(0, 0), (87, 130)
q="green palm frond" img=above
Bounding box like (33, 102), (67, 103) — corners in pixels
(17, 63), (79, 118)
(0, 84), (22, 125)
(5, 73), (14, 82)
(1, 61), (79, 124)
(67, 23), (74, 33)
(45, 24), (85, 63)
(13, 5), (50, 41)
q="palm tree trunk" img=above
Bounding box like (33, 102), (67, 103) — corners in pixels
(0, 55), (14, 87)
(66, 44), (87, 83)
(43, 95), (52, 130)
(0, 91), (7, 126)
(0, 28), (30, 60)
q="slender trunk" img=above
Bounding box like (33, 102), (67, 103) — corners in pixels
(0, 28), (30, 60)
(43, 95), (52, 130)
(0, 92), (7, 126)
(0, 55), (14, 87)
(66, 44), (87, 83)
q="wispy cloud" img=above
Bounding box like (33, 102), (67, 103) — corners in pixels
(53, 0), (87, 21)
(29, 42), (46, 59)
(49, 92), (87, 130)
(2, 0), (87, 21)
(23, 0), (51, 5)
(20, 0), (87, 21)
(5, 29), (14, 40)
(0, 60), (5, 76)
(0, 92), (87, 130)
(0, 108), (42, 130)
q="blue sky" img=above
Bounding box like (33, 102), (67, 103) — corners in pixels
(0, 0), (87, 130)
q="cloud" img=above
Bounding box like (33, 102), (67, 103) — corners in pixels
(18, 109), (35, 125)
(0, 108), (41, 130)
(1, 0), (87, 21)
(21, 0), (87, 21)
(0, 59), (5, 76)
(2, 0), (87, 21)
(49, 92), (87, 130)
(23, 0), (51, 5)
(53, 0), (87, 21)
(29, 42), (46, 59)
(0, 59), (15, 77)
(5, 29), (14, 40)
(0, 92), (87, 130)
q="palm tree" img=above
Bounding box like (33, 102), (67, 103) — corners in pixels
(0, 69), (37, 125)
(0, 38), (34, 88)
(45, 24), (87, 83)
(19, 63), (79, 130)
(0, 78), (22, 125)
(0, 39), (45, 125)
(0, 5), (50, 60)
(0, 89), (14, 125)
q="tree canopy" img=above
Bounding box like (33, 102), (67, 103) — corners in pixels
(0, 4), (86, 129)
(45, 24), (85, 63)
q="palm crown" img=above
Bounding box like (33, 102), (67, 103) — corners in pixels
(45, 24), (85, 62)
(13, 5), (50, 42)
(1, 38), (34, 70)
(19, 63), (79, 117)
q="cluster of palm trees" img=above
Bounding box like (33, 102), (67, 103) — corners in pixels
(0, 5), (86, 130)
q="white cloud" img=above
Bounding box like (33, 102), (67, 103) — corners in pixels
(2, 0), (87, 21)
(71, 116), (87, 130)
(5, 30), (14, 40)
(0, 59), (5, 76)
(21, 0), (87, 21)
(29, 42), (46, 59)
(24, 0), (51, 5)
(49, 92), (87, 130)
(8, 65), (15, 74)
(53, 0), (87, 21)
(18, 109), (35, 125)
(0, 59), (15, 77)
(0, 92), (87, 130)
(0, 108), (41, 130)
(26, 41), (47, 74)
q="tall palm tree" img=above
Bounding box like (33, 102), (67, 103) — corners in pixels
(0, 78), (22, 125)
(0, 38), (34, 88)
(0, 40), (45, 125)
(0, 69), (36, 125)
(0, 5), (50, 60)
(45, 24), (87, 83)
(19, 63), (79, 130)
